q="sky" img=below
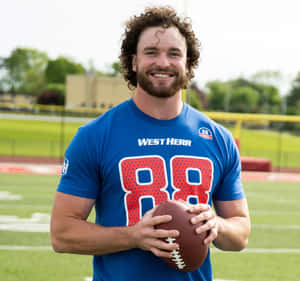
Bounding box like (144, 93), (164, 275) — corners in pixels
(1, 0), (300, 95)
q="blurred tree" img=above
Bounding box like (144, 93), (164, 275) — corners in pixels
(37, 83), (65, 105)
(206, 80), (229, 111)
(103, 61), (121, 77)
(229, 86), (259, 113)
(286, 72), (300, 115)
(111, 61), (120, 77)
(45, 56), (85, 84)
(0, 47), (48, 95)
(187, 88), (203, 110)
(206, 77), (282, 113)
(256, 84), (282, 114)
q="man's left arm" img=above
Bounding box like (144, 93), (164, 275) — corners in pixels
(189, 198), (251, 251)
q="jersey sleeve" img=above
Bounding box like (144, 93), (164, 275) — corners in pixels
(213, 131), (245, 201)
(57, 125), (101, 199)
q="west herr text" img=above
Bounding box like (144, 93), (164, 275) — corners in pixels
(138, 138), (192, 147)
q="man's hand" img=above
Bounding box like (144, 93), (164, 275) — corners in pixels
(129, 207), (180, 258)
(188, 203), (218, 245)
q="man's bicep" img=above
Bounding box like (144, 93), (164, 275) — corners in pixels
(213, 198), (250, 219)
(52, 191), (95, 221)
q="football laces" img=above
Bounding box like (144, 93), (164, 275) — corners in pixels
(165, 237), (186, 270)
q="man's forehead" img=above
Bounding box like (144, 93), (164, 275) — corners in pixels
(137, 26), (187, 52)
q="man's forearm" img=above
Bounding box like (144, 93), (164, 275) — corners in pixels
(51, 217), (134, 255)
(213, 216), (250, 251)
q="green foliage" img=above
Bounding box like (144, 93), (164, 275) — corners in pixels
(37, 83), (66, 105)
(104, 61), (121, 77)
(206, 77), (282, 114)
(230, 86), (259, 113)
(45, 56), (85, 84)
(0, 47), (49, 95)
(188, 88), (203, 110)
(206, 80), (229, 111)
(111, 61), (121, 77)
(286, 72), (300, 115)
(44, 83), (65, 96)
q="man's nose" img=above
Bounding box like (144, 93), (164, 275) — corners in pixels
(155, 53), (170, 68)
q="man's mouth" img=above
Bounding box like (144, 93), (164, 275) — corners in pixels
(150, 71), (175, 79)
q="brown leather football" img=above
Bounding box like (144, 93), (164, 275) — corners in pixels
(153, 200), (209, 272)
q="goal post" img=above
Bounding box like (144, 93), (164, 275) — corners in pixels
(203, 111), (300, 171)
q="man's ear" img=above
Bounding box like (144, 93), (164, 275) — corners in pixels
(132, 55), (137, 72)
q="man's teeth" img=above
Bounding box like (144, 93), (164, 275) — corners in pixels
(153, 73), (171, 78)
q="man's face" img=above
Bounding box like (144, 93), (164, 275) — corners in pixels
(132, 26), (189, 98)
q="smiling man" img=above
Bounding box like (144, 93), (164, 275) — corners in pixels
(133, 26), (188, 99)
(50, 6), (250, 281)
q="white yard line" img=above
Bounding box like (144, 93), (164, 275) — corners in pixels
(0, 213), (50, 232)
(0, 191), (23, 200)
(0, 245), (52, 250)
(211, 248), (300, 253)
(252, 224), (300, 229)
(243, 248), (300, 253)
(252, 210), (300, 215)
(0, 113), (92, 123)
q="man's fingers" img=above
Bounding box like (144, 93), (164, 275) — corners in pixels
(188, 203), (210, 213)
(150, 214), (172, 226)
(190, 210), (214, 224)
(153, 228), (179, 239)
(149, 239), (179, 257)
(204, 227), (218, 245)
(150, 247), (173, 258)
(195, 219), (216, 234)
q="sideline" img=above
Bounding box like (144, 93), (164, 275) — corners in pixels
(0, 112), (92, 123)
(1, 162), (300, 182)
(0, 163), (61, 175)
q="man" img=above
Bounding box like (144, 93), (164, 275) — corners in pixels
(51, 6), (250, 281)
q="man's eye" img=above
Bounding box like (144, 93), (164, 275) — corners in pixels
(145, 51), (156, 56)
(170, 53), (180, 57)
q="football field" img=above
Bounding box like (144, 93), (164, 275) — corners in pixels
(0, 172), (299, 281)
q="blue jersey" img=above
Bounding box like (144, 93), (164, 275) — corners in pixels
(58, 99), (244, 281)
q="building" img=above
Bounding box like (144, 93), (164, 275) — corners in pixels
(66, 75), (133, 109)
(0, 92), (35, 105)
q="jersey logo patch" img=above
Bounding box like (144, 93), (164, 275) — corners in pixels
(62, 158), (69, 175)
(199, 127), (213, 140)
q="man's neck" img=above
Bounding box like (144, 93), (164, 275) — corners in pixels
(132, 87), (183, 120)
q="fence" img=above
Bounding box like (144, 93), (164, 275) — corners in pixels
(1, 103), (300, 171)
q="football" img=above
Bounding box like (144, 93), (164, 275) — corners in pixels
(153, 200), (209, 272)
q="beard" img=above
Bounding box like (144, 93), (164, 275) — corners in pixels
(136, 65), (189, 98)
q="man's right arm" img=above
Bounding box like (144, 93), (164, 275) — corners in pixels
(50, 191), (179, 258)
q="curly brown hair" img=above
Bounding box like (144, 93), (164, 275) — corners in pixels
(119, 6), (200, 89)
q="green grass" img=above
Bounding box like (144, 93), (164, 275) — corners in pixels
(0, 173), (300, 281)
(0, 119), (85, 157)
(1, 117), (300, 167)
(240, 128), (300, 167)
(211, 252), (300, 281)
(1, 251), (93, 281)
